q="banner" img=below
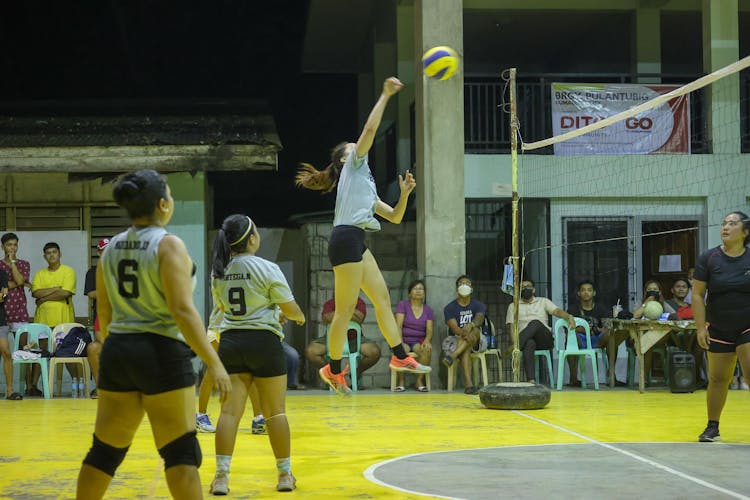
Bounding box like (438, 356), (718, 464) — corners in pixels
(550, 83), (690, 155)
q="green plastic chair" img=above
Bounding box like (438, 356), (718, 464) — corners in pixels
(534, 343), (555, 386)
(326, 321), (362, 392)
(12, 323), (52, 399)
(555, 317), (601, 390)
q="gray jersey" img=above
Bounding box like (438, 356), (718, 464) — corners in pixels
(333, 150), (380, 231)
(211, 254), (294, 338)
(102, 226), (184, 342)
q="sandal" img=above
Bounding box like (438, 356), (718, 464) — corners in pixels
(25, 387), (43, 397)
(416, 386), (429, 393)
(392, 385), (406, 392)
(6, 392), (23, 400)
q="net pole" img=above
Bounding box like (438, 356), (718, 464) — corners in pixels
(509, 68), (521, 383)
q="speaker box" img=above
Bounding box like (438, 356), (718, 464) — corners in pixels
(669, 351), (696, 393)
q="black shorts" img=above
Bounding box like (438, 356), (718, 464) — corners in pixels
(98, 333), (196, 395)
(219, 329), (286, 377)
(708, 324), (750, 353)
(329, 225), (366, 267)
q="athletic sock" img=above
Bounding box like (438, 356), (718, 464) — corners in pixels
(391, 344), (407, 359)
(708, 419), (719, 428)
(216, 454), (232, 475)
(276, 457), (291, 474)
(330, 359), (342, 374)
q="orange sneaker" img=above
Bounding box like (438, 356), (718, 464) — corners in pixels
(389, 355), (432, 373)
(319, 364), (352, 395)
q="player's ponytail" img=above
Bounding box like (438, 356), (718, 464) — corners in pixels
(212, 214), (254, 278)
(295, 142), (349, 193)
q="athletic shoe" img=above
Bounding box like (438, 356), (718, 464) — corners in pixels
(390, 355), (432, 373)
(210, 473), (229, 495)
(252, 415), (267, 435)
(464, 386), (478, 395)
(276, 472), (296, 492)
(698, 424), (720, 442)
(90, 388), (98, 399)
(441, 354), (454, 368)
(196, 413), (216, 433)
(319, 364), (352, 395)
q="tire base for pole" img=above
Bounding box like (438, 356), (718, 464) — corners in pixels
(479, 382), (551, 410)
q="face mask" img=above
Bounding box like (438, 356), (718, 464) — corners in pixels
(521, 288), (533, 300)
(457, 284), (472, 297)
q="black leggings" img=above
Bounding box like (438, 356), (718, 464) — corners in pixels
(519, 320), (554, 381)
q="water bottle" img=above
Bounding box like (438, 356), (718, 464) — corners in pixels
(72, 378), (79, 398)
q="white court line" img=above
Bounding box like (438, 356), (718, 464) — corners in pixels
(515, 410), (750, 500)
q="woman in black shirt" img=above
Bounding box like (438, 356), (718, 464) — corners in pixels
(693, 211), (750, 442)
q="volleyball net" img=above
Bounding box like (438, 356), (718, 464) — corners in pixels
(504, 56), (750, 381)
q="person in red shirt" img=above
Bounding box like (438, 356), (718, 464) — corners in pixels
(0, 233), (34, 395)
(304, 296), (381, 388)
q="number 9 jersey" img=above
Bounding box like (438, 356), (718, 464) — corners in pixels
(210, 254), (295, 339)
(102, 226), (186, 342)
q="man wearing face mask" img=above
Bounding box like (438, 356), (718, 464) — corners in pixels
(442, 275), (487, 394)
(506, 279), (576, 384)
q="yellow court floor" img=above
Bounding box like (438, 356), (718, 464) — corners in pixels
(1, 388), (749, 499)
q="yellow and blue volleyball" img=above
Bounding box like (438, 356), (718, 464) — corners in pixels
(421, 46), (459, 81)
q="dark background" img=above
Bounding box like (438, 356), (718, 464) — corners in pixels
(0, 1), (352, 227)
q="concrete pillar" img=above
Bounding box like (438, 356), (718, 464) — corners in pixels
(702, 0), (740, 154)
(634, 7), (661, 83)
(166, 171), (208, 320)
(702, 0), (742, 246)
(415, 0), (466, 382)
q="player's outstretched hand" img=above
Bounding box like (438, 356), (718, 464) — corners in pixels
(383, 77), (403, 97)
(210, 364), (232, 404)
(399, 170), (416, 196)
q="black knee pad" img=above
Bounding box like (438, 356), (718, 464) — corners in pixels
(82, 434), (130, 477)
(158, 431), (202, 470)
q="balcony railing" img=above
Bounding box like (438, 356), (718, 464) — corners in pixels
(464, 72), (750, 154)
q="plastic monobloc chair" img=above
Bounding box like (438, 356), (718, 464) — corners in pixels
(12, 323), (52, 399)
(326, 321), (362, 392)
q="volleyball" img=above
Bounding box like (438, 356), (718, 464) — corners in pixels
(422, 46), (460, 81)
(643, 301), (664, 320)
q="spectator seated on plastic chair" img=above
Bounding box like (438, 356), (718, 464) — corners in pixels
(555, 317), (602, 390)
(48, 323), (92, 397)
(12, 323), (52, 399)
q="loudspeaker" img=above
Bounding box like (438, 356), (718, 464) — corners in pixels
(669, 351), (696, 393)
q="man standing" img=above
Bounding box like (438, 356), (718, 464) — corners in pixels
(0, 267), (20, 399)
(443, 275), (487, 394)
(0, 233), (33, 394)
(83, 238), (108, 398)
(30, 242), (77, 392)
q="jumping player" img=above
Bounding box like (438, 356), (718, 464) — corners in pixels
(296, 76), (431, 394)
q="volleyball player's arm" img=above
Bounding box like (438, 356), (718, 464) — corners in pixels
(159, 235), (231, 398)
(692, 279), (708, 349)
(375, 173), (416, 224)
(279, 300), (305, 326)
(95, 261), (111, 339)
(355, 77), (403, 158)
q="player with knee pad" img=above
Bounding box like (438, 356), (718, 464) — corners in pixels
(209, 214), (304, 494)
(75, 170), (231, 500)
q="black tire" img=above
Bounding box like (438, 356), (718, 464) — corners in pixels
(479, 382), (551, 410)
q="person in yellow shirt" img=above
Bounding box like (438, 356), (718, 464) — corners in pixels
(32, 242), (76, 326)
(29, 242), (78, 392)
